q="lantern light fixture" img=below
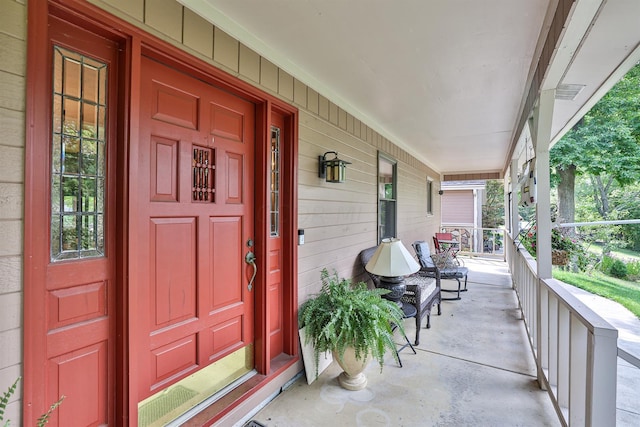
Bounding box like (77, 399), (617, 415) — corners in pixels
(318, 151), (351, 183)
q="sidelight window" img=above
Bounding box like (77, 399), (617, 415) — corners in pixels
(270, 126), (281, 237)
(51, 46), (107, 261)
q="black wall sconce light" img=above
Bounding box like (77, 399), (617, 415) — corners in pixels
(318, 151), (351, 183)
(438, 190), (444, 195)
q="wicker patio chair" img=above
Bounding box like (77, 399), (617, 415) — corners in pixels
(412, 240), (469, 301)
(359, 246), (441, 346)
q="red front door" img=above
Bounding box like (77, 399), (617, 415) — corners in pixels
(133, 57), (256, 400)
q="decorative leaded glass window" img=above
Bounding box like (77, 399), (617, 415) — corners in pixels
(51, 46), (107, 261)
(270, 126), (280, 237)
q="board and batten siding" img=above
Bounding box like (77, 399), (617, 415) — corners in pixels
(0, 0), (27, 424)
(2, 1), (442, 419)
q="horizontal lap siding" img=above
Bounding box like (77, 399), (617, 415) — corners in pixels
(89, 0), (442, 298)
(0, 0), (27, 424)
(442, 190), (475, 225)
(297, 111), (378, 300)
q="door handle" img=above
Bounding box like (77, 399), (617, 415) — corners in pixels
(245, 251), (257, 291)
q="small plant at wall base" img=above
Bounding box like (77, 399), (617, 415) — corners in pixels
(0, 377), (19, 426)
(298, 269), (404, 380)
(1, 377), (65, 427)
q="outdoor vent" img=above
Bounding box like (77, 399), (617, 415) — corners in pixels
(556, 84), (586, 100)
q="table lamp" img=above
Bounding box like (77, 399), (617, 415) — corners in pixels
(365, 238), (420, 306)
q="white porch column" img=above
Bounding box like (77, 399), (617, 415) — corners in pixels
(531, 89), (554, 280)
(531, 88), (555, 389)
(509, 159), (519, 238)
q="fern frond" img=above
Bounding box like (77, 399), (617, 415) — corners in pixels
(36, 395), (65, 427)
(0, 377), (20, 422)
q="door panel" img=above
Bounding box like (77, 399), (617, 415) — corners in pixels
(136, 57), (255, 400)
(150, 217), (197, 327)
(151, 81), (199, 129)
(48, 342), (106, 426)
(149, 136), (179, 202)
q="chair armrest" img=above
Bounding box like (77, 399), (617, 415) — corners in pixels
(405, 282), (422, 299)
(417, 267), (441, 281)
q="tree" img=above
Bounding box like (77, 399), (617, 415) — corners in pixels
(482, 179), (505, 251)
(482, 179), (504, 228)
(551, 62), (640, 227)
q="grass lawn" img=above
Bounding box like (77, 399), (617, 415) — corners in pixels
(587, 242), (640, 262)
(553, 269), (640, 319)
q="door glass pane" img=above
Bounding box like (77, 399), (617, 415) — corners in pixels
(427, 179), (433, 215)
(51, 46), (108, 261)
(270, 127), (281, 237)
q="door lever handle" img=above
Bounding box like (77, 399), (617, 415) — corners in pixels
(245, 251), (257, 291)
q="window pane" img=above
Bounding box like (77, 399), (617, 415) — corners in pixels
(51, 215), (61, 256)
(81, 177), (97, 212)
(379, 200), (396, 240)
(81, 215), (96, 250)
(63, 56), (81, 99)
(53, 94), (63, 134)
(63, 136), (80, 174)
(62, 215), (78, 251)
(63, 98), (81, 136)
(51, 175), (61, 214)
(81, 140), (97, 175)
(62, 176), (79, 212)
(83, 64), (99, 104)
(97, 105), (106, 140)
(82, 102), (98, 137)
(52, 133), (62, 173)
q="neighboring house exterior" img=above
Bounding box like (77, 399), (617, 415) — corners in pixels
(440, 181), (485, 252)
(0, 1), (444, 425)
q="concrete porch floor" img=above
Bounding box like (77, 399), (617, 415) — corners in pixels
(246, 258), (562, 426)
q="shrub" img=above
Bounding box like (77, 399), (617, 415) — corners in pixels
(626, 260), (640, 281)
(609, 259), (628, 279)
(600, 255), (615, 274)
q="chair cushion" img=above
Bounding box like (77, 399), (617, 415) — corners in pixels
(419, 279), (436, 304)
(440, 266), (469, 278)
(405, 274), (436, 304)
(431, 251), (457, 269)
(413, 241), (435, 268)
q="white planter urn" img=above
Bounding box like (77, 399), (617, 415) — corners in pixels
(332, 347), (369, 390)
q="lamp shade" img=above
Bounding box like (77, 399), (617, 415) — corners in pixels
(365, 238), (420, 277)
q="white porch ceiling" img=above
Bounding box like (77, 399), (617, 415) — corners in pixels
(180, 0), (640, 178)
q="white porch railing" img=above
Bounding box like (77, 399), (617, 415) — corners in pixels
(506, 234), (619, 427)
(439, 226), (505, 258)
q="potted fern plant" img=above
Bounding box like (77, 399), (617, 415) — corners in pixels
(299, 269), (404, 390)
